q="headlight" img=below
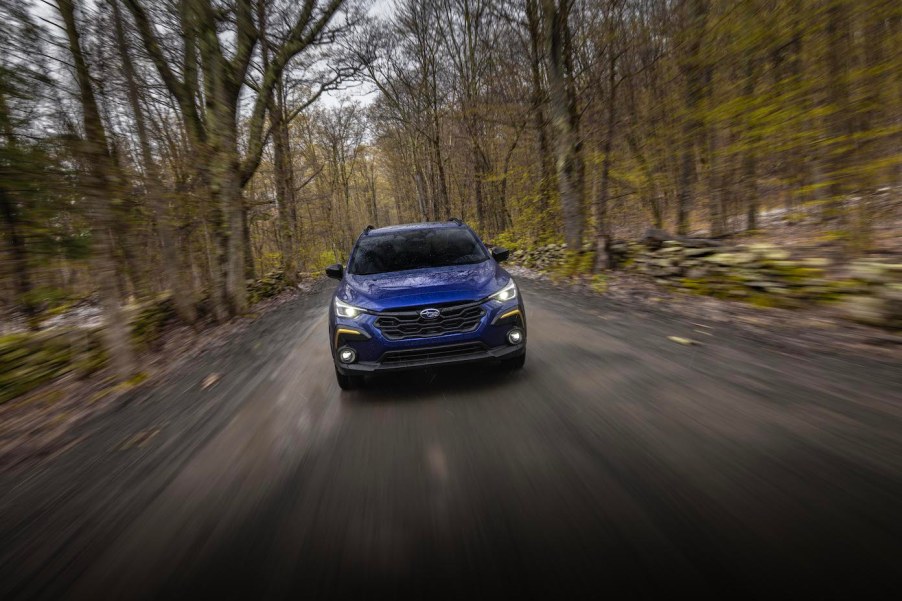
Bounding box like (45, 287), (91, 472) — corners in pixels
(335, 297), (365, 319)
(490, 279), (517, 303)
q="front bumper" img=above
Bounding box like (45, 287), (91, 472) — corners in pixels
(330, 297), (526, 374)
(336, 341), (525, 375)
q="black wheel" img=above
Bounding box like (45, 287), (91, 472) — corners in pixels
(502, 351), (526, 371)
(336, 369), (364, 390)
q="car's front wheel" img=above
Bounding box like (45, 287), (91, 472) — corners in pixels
(335, 369), (364, 390)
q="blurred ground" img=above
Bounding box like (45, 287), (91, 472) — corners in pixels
(1, 280), (901, 599)
(0, 284), (311, 473)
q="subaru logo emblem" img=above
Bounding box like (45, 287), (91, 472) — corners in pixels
(420, 308), (440, 320)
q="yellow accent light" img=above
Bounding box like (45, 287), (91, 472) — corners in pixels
(335, 327), (362, 348)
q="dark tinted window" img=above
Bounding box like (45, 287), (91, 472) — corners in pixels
(349, 228), (489, 275)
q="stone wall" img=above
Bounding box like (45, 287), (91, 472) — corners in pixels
(509, 241), (901, 330)
(627, 241), (900, 328)
(511, 245), (568, 270)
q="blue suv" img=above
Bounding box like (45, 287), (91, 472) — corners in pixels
(325, 220), (526, 389)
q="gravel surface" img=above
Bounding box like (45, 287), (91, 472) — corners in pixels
(1, 278), (901, 599)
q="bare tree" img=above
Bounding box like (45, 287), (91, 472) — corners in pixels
(676, 0), (709, 236)
(542, 0), (585, 251)
(525, 0), (555, 221)
(123, 0), (349, 318)
(57, 0), (136, 378)
(111, 0), (196, 323)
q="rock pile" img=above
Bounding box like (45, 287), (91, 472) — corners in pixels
(509, 243), (634, 270)
(510, 244), (568, 270)
(506, 233), (901, 330)
(629, 241), (901, 328)
(836, 263), (902, 329)
(247, 270), (289, 304)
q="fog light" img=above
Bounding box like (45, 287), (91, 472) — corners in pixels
(338, 347), (357, 364)
(506, 328), (524, 345)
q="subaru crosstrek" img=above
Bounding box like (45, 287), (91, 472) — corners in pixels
(325, 220), (526, 389)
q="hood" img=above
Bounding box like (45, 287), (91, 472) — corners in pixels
(339, 260), (508, 311)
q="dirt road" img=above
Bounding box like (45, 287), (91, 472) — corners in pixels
(2, 280), (901, 598)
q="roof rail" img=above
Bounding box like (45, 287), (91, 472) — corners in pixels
(448, 217), (463, 225)
(363, 225), (375, 235)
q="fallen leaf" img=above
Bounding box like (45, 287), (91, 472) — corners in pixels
(668, 336), (699, 346)
(201, 373), (221, 390)
(119, 428), (159, 451)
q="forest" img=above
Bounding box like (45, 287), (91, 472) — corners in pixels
(1, 0), (900, 378)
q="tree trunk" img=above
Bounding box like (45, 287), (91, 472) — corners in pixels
(526, 0), (554, 221)
(260, 6), (298, 284)
(743, 58), (758, 231)
(429, 91), (451, 219)
(0, 91), (36, 326)
(824, 0), (851, 222)
(242, 201), (254, 280)
(367, 160), (379, 226)
(414, 162), (428, 220)
(744, 152), (758, 231)
(206, 85), (246, 315)
(542, 0), (585, 251)
(706, 59), (724, 237)
(271, 103), (298, 282)
(0, 187), (35, 326)
(58, 0), (135, 379)
(112, 0), (195, 322)
(853, 1), (890, 250)
(707, 126), (725, 236)
(676, 0), (709, 236)
(775, 0), (803, 216)
(595, 8), (619, 272)
(471, 139), (488, 233)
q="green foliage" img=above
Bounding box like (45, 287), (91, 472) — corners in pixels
(748, 294), (780, 309)
(492, 230), (528, 253)
(257, 252), (283, 276)
(247, 271), (288, 305)
(550, 250), (596, 280)
(20, 287), (72, 314)
(0, 329), (105, 403)
(816, 230), (850, 243)
(590, 274), (608, 294)
(311, 249), (342, 271)
(130, 296), (176, 348)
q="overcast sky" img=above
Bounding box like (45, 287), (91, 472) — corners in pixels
(321, 0), (394, 107)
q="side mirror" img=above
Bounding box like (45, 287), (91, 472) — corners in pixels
(491, 247), (510, 263)
(325, 263), (344, 280)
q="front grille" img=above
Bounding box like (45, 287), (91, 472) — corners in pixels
(380, 342), (487, 364)
(374, 301), (485, 340)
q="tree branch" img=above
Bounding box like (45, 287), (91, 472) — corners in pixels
(240, 0), (345, 185)
(230, 0), (258, 91)
(122, 0), (205, 144)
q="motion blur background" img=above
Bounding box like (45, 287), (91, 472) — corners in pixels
(2, 0), (900, 347)
(1, 0), (901, 598)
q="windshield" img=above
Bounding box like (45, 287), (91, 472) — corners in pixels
(348, 228), (489, 276)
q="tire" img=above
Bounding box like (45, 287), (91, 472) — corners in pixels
(502, 351), (526, 371)
(336, 369), (364, 390)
